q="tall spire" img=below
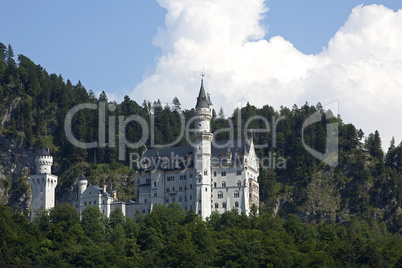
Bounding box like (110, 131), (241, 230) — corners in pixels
(195, 75), (210, 109)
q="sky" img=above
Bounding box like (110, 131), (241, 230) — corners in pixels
(1, 0), (402, 148)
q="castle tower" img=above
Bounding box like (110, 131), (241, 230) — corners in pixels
(193, 77), (213, 220)
(78, 173), (88, 195)
(30, 148), (58, 219)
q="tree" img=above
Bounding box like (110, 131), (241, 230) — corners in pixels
(80, 206), (106, 242)
(218, 107), (224, 119)
(0, 42), (6, 62)
(366, 130), (384, 160)
(5, 44), (16, 68)
(172, 97), (181, 110)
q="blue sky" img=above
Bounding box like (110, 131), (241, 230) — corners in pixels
(1, 0), (400, 95)
(1, 0), (402, 145)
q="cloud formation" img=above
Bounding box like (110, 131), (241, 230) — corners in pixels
(132, 1), (402, 146)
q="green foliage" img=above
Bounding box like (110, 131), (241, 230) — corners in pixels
(0, 44), (401, 266)
(1, 204), (402, 267)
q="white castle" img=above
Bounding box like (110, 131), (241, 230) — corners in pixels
(30, 79), (260, 220)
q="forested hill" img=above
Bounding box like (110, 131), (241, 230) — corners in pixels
(0, 43), (401, 232)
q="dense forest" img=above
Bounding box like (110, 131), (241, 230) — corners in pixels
(0, 43), (401, 266)
(1, 203), (402, 267)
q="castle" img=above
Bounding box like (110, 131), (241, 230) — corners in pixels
(30, 79), (260, 220)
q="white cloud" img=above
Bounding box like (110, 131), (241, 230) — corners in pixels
(131, 1), (402, 147)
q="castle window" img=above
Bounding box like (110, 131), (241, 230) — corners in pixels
(89, 201), (92, 205)
(235, 201), (239, 208)
(103, 210), (105, 214)
(205, 187), (208, 192)
(237, 180), (241, 187)
(142, 209), (145, 213)
(144, 199), (148, 203)
(214, 182), (217, 188)
(190, 184), (193, 189)
(103, 200), (105, 204)
(179, 196), (182, 202)
(154, 192), (157, 197)
(222, 181), (226, 187)
(218, 191), (223, 199)
(172, 197), (175, 202)
(190, 195), (192, 200)
(234, 191), (239, 198)
(190, 205), (192, 210)
(172, 187), (175, 191)
(198, 210), (201, 214)
(222, 202), (226, 208)
(221, 171), (226, 176)
(94, 201), (96, 205)
(204, 170), (207, 175)
(185, 196), (187, 201)
(215, 203), (219, 208)
(84, 202), (87, 205)
(167, 188), (170, 192)
(165, 198), (169, 203)
(154, 181), (157, 187)
(179, 187), (183, 191)
(214, 171), (217, 177)
(236, 170), (242, 175)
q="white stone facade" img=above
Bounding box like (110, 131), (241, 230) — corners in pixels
(127, 80), (260, 220)
(72, 175), (126, 217)
(30, 148), (58, 219)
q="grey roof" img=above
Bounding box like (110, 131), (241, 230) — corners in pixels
(195, 79), (210, 109)
(36, 148), (51, 156)
(137, 139), (251, 171)
(88, 185), (111, 196)
(141, 145), (194, 171)
(211, 140), (250, 166)
(78, 173), (87, 181)
(207, 93), (213, 106)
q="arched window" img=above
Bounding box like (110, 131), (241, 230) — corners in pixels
(218, 191), (223, 198)
(235, 201), (239, 208)
(237, 180), (241, 187)
(221, 171), (226, 176)
(222, 202), (226, 208)
(204, 169), (208, 175)
(214, 171), (217, 177)
(215, 203), (219, 208)
(234, 191), (239, 198)
(222, 181), (226, 187)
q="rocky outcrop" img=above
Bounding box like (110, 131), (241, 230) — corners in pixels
(0, 136), (35, 212)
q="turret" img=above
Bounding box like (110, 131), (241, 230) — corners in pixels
(194, 76), (213, 133)
(193, 77), (213, 220)
(30, 148), (58, 219)
(78, 174), (88, 195)
(34, 148), (53, 174)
